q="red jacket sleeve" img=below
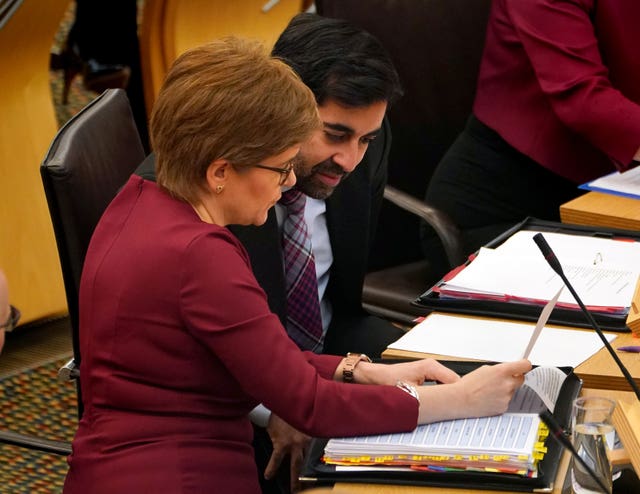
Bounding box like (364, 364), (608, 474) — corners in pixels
(506, 0), (640, 167)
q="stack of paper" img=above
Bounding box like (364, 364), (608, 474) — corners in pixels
(436, 230), (640, 314)
(324, 413), (546, 476)
(323, 367), (568, 477)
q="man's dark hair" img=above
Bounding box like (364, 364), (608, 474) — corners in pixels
(272, 13), (402, 107)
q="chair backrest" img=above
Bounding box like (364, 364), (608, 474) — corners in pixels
(316, 0), (492, 269)
(40, 89), (146, 374)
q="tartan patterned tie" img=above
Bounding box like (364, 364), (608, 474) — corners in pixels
(279, 189), (324, 351)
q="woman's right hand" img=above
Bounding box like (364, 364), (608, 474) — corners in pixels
(415, 359), (532, 424)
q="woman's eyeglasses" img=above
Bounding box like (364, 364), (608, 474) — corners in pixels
(253, 160), (295, 185)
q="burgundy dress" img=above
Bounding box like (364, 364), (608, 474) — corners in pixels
(63, 176), (418, 494)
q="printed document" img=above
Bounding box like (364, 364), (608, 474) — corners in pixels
(324, 367), (565, 476)
(439, 230), (640, 311)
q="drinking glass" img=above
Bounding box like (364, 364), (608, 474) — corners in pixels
(570, 396), (615, 494)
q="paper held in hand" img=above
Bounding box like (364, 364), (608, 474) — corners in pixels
(522, 286), (563, 359)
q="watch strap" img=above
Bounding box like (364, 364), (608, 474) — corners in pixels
(342, 352), (371, 383)
(1, 305), (20, 332)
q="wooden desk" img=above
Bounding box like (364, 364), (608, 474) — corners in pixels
(382, 318), (640, 392)
(329, 474), (567, 494)
(328, 478), (571, 494)
(334, 193), (640, 493)
(0, 0), (69, 323)
(326, 389), (638, 493)
(559, 191), (640, 232)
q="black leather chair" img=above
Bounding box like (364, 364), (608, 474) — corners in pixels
(363, 187), (464, 323)
(0, 89), (145, 454)
(316, 0), (491, 323)
(41, 88), (146, 415)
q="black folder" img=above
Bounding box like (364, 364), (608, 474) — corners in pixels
(413, 218), (640, 332)
(300, 361), (582, 492)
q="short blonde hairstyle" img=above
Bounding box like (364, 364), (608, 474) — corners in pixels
(150, 37), (320, 202)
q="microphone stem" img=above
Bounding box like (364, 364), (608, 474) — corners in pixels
(540, 411), (612, 494)
(558, 271), (640, 401)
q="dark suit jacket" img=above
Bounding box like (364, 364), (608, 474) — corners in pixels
(136, 118), (403, 357)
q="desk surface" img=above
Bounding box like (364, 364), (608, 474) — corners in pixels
(326, 389), (637, 493)
(382, 325), (640, 392)
(559, 191), (640, 232)
(329, 194), (640, 492)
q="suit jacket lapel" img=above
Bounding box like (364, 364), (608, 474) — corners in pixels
(325, 164), (373, 312)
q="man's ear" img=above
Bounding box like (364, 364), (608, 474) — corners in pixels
(204, 158), (230, 193)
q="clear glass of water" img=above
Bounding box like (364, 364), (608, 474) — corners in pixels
(570, 396), (616, 494)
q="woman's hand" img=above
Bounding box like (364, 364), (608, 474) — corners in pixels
(339, 356), (531, 425)
(416, 359), (532, 424)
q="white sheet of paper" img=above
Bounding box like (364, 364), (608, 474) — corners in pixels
(498, 231), (640, 268)
(387, 313), (617, 368)
(442, 246), (638, 309)
(581, 166), (640, 198)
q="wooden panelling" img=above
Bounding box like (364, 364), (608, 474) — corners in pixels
(0, 0), (69, 323)
(140, 0), (305, 115)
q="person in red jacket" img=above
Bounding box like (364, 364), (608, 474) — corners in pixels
(423, 0), (640, 259)
(62, 38), (530, 494)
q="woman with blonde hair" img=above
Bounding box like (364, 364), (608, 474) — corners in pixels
(63, 38), (530, 493)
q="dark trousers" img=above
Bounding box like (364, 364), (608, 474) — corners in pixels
(70, 0), (149, 150)
(422, 115), (583, 266)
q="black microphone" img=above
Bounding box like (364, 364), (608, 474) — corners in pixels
(539, 411), (612, 494)
(533, 233), (640, 400)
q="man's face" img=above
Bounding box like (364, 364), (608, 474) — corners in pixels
(294, 99), (388, 200)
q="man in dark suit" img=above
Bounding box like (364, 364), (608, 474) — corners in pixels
(137, 13), (404, 492)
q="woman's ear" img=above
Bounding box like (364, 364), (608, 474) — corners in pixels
(204, 159), (230, 194)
